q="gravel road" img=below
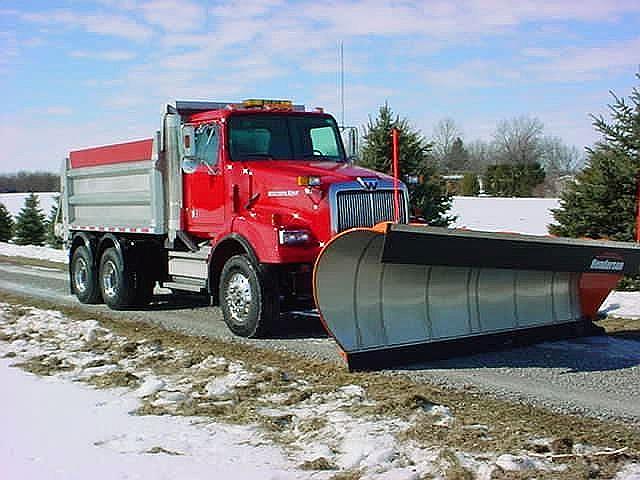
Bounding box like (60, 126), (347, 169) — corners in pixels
(2, 260), (640, 427)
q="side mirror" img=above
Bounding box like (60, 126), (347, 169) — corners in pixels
(341, 126), (359, 163)
(181, 157), (198, 174)
(180, 125), (198, 173)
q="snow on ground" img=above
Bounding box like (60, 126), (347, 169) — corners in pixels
(0, 358), (300, 480)
(0, 241), (67, 263)
(450, 196), (560, 235)
(0, 192), (58, 218)
(601, 291), (640, 319)
(1, 303), (589, 480)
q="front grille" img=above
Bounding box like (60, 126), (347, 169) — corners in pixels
(335, 190), (407, 232)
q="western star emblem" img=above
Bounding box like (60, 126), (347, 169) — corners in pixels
(357, 177), (378, 191)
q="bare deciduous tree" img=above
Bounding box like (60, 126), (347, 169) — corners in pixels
(539, 136), (583, 175)
(466, 139), (496, 174)
(493, 116), (544, 165)
(431, 118), (462, 169)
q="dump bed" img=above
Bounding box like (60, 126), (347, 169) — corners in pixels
(60, 136), (166, 238)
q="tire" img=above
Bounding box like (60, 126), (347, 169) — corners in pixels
(219, 254), (279, 338)
(99, 247), (137, 310)
(71, 246), (102, 304)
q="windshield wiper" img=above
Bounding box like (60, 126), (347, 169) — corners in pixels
(303, 153), (336, 161)
(242, 153), (273, 160)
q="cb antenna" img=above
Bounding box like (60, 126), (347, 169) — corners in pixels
(339, 41), (345, 127)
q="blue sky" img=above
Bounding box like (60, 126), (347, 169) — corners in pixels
(1, 0), (639, 172)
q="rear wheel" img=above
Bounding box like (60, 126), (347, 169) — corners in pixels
(71, 246), (102, 304)
(99, 247), (137, 310)
(219, 254), (279, 338)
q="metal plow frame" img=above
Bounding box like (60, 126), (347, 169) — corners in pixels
(314, 224), (640, 371)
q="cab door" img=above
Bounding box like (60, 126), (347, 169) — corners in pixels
(183, 123), (226, 237)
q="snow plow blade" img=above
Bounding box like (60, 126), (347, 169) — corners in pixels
(314, 223), (640, 371)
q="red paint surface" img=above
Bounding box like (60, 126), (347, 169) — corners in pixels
(391, 128), (400, 223)
(70, 139), (153, 168)
(579, 272), (621, 319)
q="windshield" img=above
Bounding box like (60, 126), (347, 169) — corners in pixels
(228, 114), (346, 162)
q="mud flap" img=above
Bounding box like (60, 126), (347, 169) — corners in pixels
(314, 224), (640, 371)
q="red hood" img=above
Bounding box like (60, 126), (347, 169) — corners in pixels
(243, 160), (393, 184)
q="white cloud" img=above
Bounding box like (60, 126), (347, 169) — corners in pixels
(139, 0), (205, 32)
(0, 31), (19, 73)
(526, 37), (640, 82)
(70, 50), (136, 61)
(422, 59), (520, 89)
(22, 10), (152, 41)
(45, 106), (73, 116)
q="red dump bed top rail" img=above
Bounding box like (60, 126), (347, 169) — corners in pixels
(69, 139), (153, 168)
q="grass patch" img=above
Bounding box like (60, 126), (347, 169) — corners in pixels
(12, 354), (72, 376)
(299, 457), (338, 470)
(88, 371), (140, 389)
(600, 316), (640, 340)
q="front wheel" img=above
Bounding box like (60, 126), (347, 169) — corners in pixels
(219, 255), (278, 338)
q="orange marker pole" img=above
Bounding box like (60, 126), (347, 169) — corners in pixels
(391, 128), (400, 223)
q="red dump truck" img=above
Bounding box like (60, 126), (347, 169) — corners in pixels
(60, 99), (640, 370)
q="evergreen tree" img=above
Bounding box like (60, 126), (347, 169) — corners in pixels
(360, 103), (454, 226)
(460, 173), (480, 196)
(447, 137), (470, 171)
(0, 203), (13, 242)
(550, 74), (640, 241)
(484, 162), (545, 197)
(46, 196), (63, 249)
(14, 192), (47, 246)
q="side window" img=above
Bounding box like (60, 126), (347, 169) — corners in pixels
(310, 126), (340, 157)
(195, 124), (219, 166)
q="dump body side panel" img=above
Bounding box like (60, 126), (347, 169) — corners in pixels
(62, 135), (165, 236)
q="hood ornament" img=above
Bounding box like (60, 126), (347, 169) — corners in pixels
(357, 177), (378, 191)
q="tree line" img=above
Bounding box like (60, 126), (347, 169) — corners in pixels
(427, 115), (583, 197)
(0, 171), (60, 193)
(0, 193), (61, 248)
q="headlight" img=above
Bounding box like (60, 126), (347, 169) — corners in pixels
(278, 229), (310, 245)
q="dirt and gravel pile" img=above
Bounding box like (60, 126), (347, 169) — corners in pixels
(1, 298), (639, 479)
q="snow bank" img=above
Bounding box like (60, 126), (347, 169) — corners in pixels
(601, 291), (640, 319)
(0, 242), (67, 264)
(0, 192), (58, 218)
(451, 196), (560, 236)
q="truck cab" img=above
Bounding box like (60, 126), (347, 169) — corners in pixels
(61, 99), (408, 338)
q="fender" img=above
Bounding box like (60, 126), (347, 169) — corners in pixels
(207, 232), (260, 301)
(97, 233), (125, 261)
(211, 232), (260, 265)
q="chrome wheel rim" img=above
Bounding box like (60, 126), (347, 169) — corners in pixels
(74, 257), (88, 293)
(226, 272), (252, 324)
(102, 260), (118, 298)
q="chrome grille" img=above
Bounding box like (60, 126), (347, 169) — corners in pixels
(335, 190), (408, 232)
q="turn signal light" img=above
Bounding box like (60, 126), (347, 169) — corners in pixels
(297, 175), (321, 186)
